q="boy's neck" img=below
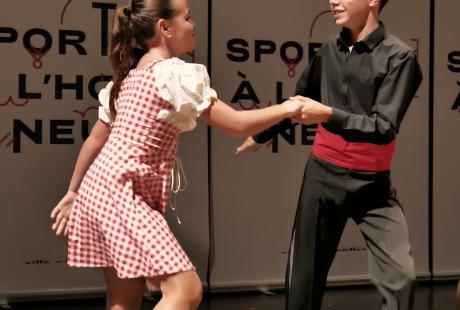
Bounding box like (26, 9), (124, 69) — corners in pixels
(347, 11), (380, 45)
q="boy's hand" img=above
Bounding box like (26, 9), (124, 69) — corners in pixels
(236, 136), (263, 155)
(282, 98), (304, 116)
(289, 96), (332, 125)
(51, 191), (76, 236)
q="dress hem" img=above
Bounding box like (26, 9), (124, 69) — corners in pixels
(67, 262), (196, 279)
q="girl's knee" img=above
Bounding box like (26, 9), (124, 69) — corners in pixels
(181, 273), (203, 306)
(162, 271), (203, 306)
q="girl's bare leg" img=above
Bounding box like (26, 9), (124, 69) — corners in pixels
(148, 270), (202, 310)
(104, 267), (146, 310)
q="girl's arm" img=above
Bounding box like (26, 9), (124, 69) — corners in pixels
(51, 119), (111, 235)
(199, 98), (302, 137)
(67, 120), (111, 192)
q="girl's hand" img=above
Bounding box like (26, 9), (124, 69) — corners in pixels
(289, 96), (332, 125)
(282, 98), (304, 116)
(51, 191), (77, 236)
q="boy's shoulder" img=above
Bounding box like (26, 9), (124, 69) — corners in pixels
(317, 29), (417, 62)
(379, 32), (417, 59)
(382, 32), (414, 50)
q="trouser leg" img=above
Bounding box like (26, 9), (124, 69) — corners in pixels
(287, 157), (348, 310)
(355, 180), (415, 310)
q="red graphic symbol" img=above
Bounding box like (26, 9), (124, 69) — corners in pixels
(282, 57), (301, 78)
(60, 0), (74, 25)
(0, 133), (13, 148)
(73, 106), (98, 118)
(279, 9), (330, 79)
(27, 46), (49, 69)
(0, 96), (30, 107)
(309, 10), (331, 39)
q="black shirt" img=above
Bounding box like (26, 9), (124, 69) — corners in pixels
(253, 22), (423, 145)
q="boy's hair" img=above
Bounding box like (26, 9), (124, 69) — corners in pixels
(379, 0), (389, 12)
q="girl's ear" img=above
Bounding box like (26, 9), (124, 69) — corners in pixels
(369, 0), (380, 10)
(158, 19), (172, 38)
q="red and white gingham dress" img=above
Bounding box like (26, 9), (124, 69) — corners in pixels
(67, 59), (205, 278)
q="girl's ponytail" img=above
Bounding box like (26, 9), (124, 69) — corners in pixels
(107, 0), (175, 118)
(108, 5), (135, 118)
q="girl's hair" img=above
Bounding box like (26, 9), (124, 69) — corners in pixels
(379, 0), (389, 12)
(109, 0), (175, 117)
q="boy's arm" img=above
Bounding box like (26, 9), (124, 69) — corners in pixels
(324, 50), (423, 144)
(251, 54), (322, 144)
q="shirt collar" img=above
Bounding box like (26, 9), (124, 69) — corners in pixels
(337, 22), (386, 52)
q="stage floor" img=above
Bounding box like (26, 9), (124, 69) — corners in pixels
(7, 281), (457, 309)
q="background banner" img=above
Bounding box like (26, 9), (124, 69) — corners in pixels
(0, 0), (456, 300)
(210, 0), (429, 288)
(433, 0), (460, 277)
(0, 0), (209, 298)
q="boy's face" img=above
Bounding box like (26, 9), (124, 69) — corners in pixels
(329, 0), (376, 28)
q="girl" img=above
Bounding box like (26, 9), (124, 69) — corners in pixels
(51, 0), (305, 309)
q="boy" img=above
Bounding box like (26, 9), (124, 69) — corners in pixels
(237, 0), (422, 309)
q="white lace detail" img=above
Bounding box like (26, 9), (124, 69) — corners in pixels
(170, 157), (188, 224)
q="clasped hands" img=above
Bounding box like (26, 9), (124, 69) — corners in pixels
(284, 95), (332, 125)
(236, 96), (332, 155)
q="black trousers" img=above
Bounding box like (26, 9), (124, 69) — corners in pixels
(287, 155), (415, 310)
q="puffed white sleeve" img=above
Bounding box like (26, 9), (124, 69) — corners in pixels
(97, 81), (114, 125)
(155, 59), (217, 132)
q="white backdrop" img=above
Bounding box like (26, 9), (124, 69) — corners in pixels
(0, 0), (457, 301)
(0, 0), (210, 299)
(209, 0), (429, 289)
(433, 0), (460, 277)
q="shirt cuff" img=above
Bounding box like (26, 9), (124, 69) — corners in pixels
(327, 107), (348, 128)
(253, 130), (274, 144)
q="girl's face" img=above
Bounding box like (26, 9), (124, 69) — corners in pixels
(165, 0), (196, 56)
(329, 0), (372, 28)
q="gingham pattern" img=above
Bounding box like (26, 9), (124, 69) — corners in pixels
(68, 60), (195, 278)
